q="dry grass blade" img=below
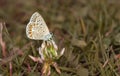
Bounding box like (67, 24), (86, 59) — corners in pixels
(0, 22), (7, 57)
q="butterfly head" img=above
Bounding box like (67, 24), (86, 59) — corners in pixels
(44, 33), (53, 41)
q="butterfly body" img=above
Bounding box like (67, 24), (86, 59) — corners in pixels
(26, 12), (52, 41)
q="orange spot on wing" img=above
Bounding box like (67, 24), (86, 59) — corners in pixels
(29, 34), (32, 38)
(29, 25), (33, 31)
(29, 31), (32, 34)
(28, 24), (34, 38)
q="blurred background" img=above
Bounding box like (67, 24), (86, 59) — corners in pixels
(0, 0), (120, 76)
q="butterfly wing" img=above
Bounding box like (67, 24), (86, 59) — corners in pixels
(26, 12), (52, 40)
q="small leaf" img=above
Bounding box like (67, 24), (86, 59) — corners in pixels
(72, 39), (87, 48)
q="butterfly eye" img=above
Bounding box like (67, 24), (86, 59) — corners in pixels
(50, 32), (53, 36)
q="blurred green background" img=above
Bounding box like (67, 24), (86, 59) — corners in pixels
(0, 0), (120, 76)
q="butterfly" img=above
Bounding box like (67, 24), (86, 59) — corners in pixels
(26, 12), (52, 41)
